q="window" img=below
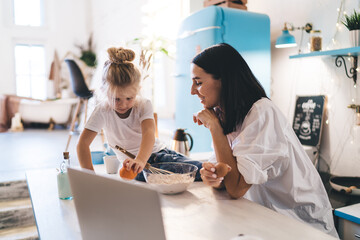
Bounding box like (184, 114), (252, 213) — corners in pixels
(14, 44), (47, 99)
(12, 0), (47, 99)
(140, 0), (186, 118)
(13, 0), (43, 26)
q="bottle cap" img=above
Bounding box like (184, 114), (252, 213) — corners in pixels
(63, 152), (70, 159)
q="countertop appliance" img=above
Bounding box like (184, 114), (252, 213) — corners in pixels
(170, 128), (193, 156)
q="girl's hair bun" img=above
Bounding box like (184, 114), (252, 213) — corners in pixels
(107, 47), (135, 64)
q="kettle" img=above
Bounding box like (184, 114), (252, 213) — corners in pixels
(170, 129), (193, 156)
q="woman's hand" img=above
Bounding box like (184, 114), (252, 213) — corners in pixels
(123, 158), (146, 174)
(193, 108), (220, 130)
(200, 162), (224, 188)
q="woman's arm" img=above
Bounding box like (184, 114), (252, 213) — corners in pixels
(194, 109), (251, 199)
(210, 121), (251, 199)
(124, 118), (155, 173)
(77, 128), (98, 170)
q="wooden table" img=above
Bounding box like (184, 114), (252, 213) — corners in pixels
(26, 166), (335, 240)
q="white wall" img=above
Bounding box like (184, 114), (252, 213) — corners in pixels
(247, 0), (360, 176)
(89, 0), (146, 88)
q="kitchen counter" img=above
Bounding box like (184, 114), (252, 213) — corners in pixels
(26, 166), (336, 240)
(334, 203), (360, 239)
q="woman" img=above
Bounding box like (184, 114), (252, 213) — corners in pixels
(191, 43), (338, 237)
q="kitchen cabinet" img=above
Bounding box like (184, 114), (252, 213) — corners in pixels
(334, 203), (360, 239)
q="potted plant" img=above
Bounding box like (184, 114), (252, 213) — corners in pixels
(75, 33), (97, 85)
(76, 33), (97, 68)
(342, 10), (360, 47)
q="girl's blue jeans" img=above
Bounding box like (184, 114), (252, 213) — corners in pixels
(135, 148), (203, 182)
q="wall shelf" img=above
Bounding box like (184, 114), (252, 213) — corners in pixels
(289, 46), (360, 59)
(289, 47), (360, 84)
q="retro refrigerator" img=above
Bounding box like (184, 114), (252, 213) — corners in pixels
(175, 6), (270, 153)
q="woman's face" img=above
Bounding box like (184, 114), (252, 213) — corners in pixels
(109, 85), (138, 115)
(191, 64), (221, 109)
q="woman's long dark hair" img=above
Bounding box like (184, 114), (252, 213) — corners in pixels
(192, 43), (267, 134)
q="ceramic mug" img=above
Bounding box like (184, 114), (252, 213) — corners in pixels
(103, 155), (120, 174)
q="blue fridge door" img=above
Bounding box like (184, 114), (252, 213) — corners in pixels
(175, 6), (270, 153)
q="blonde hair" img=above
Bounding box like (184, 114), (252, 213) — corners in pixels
(101, 47), (141, 106)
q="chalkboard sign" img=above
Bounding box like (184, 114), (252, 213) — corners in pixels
(292, 95), (327, 147)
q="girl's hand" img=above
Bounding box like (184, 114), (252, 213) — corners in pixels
(193, 109), (220, 130)
(200, 162), (224, 188)
(123, 158), (146, 174)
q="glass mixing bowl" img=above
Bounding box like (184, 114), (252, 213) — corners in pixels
(143, 162), (198, 194)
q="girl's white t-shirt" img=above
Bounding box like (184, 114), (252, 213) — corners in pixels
(85, 97), (166, 161)
(211, 98), (338, 237)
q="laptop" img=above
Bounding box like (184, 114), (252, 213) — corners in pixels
(67, 167), (167, 240)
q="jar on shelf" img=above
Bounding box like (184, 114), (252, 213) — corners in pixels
(310, 30), (322, 52)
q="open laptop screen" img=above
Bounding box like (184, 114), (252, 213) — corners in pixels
(67, 167), (166, 240)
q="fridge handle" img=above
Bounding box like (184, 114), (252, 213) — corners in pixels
(173, 74), (184, 78)
(178, 26), (221, 39)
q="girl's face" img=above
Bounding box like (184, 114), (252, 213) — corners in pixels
(109, 85), (138, 115)
(190, 64), (221, 109)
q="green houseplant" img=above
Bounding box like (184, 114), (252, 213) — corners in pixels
(76, 33), (97, 68)
(342, 10), (360, 47)
(74, 33), (97, 85)
(342, 10), (360, 30)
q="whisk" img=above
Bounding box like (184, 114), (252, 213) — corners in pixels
(114, 145), (173, 175)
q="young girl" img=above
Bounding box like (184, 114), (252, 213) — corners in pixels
(77, 47), (202, 181)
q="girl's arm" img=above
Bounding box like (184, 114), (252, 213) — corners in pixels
(124, 118), (155, 173)
(194, 109), (251, 199)
(77, 128), (98, 171)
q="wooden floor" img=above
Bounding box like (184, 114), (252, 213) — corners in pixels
(0, 119), (175, 182)
(0, 129), (94, 182)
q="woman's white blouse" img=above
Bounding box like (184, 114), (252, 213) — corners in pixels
(225, 98), (337, 237)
